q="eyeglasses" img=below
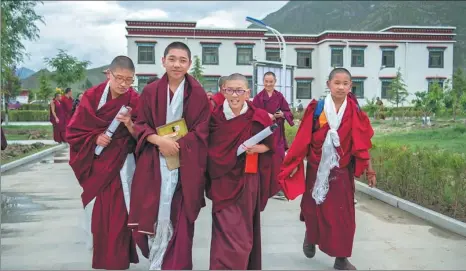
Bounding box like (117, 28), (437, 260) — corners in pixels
(224, 88), (247, 96)
(109, 70), (134, 85)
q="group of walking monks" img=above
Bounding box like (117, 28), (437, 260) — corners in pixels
(65, 41), (377, 271)
(49, 88), (80, 143)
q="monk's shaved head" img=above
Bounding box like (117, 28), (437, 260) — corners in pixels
(226, 73), (249, 89)
(218, 76), (228, 89)
(164, 41), (192, 60)
(109, 56), (135, 72)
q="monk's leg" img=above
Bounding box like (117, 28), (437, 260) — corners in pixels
(301, 168), (356, 268)
(210, 174), (260, 270)
(161, 188), (195, 270)
(91, 178), (138, 270)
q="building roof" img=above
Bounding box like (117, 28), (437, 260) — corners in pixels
(125, 20), (456, 42)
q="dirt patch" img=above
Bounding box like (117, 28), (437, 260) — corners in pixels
(3, 129), (51, 140)
(1, 143), (51, 164)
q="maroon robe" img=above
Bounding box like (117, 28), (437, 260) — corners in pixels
(211, 92), (225, 111)
(207, 102), (279, 270)
(61, 95), (74, 126)
(279, 93), (373, 258)
(1, 118), (7, 150)
(128, 73), (211, 269)
(66, 81), (140, 270)
(49, 99), (67, 143)
(252, 89), (294, 159)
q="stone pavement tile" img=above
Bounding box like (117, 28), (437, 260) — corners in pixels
(2, 155), (466, 270)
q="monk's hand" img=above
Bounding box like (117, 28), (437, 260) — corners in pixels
(244, 144), (269, 154)
(366, 169), (377, 188)
(268, 113), (275, 120)
(274, 111), (284, 119)
(290, 166), (298, 177)
(155, 136), (180, 157)
(96, 133), (111, 147)
(116, 107), (133, 128)
(55, 117), (59, 123)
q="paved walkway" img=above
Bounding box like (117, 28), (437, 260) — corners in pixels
(1, 149), (466, 270)
(2, 121), (51, 126)
(7, 140), (58, 145)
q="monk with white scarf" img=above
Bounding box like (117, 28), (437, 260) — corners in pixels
(278, 68), (377, 270)
(128, 42), (210, 270)
(207, 73), (278, 270)
(66, 56), (140, 269)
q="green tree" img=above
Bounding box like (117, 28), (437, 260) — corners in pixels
(190, 55), (205, 85)
(44, 49), (91, 89)
(1, 1), (44, 76)
(1, 67), (21, 122)
(37, 71), (54, 101)
(387, 68), (409, 108)
(412, 82), (446, 117)
(449, 68), (466, 120)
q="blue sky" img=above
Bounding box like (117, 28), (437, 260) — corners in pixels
(21, 1), (288, 71)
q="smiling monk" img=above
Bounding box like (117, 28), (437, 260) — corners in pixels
(278, 68), (377, 270)
(207, 73), (278, 270)
(66, 56), (140, 270)
(128, 41), (211, 270)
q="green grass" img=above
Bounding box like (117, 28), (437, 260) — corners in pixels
(373, 126), (466, 153)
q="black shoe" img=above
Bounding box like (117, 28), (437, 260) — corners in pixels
(302, 234), (316, 258)
(334, 257), (356, 270)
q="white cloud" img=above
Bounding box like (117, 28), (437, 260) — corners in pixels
(20, 1), (287, 71)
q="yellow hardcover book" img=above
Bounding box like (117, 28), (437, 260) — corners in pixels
(156, 118), (188, 170)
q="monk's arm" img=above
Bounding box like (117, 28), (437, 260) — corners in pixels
(50, 102), (58, 119)
(280, 95), (294, 126)
(133, 89), (157, 146)
(176, 98), (211, 150)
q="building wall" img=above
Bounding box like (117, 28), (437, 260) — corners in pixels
(126, 23), (455, 108)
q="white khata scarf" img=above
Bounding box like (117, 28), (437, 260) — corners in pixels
(148, 79), (185, 270)
(312, 93), (347, 205)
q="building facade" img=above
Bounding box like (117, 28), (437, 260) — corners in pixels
(126, 20), (456, 107)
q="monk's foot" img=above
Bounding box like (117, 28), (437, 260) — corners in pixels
(302, 235), (316, 258)
(273, 190), (286, 200)
(334, 257), (356, 270)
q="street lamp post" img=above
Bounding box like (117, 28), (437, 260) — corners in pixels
(246, 16), (290, 104)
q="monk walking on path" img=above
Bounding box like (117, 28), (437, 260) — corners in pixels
(128, 41), (211, 270)
(67, 56), (140, 270)
(253, 71), (294, 200)
(207, 73), (279, 270)
(279, 68), (377, 270)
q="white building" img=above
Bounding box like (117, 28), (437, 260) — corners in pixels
(126, 20), (456, 107)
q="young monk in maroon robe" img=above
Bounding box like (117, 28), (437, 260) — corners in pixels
(128, 41), (211, 270)
(66, 56), (140, 270)
(61, 87), (74, 125)
(278, 68), (377, 270)
(207, 73), (279, 270)
(253, 71), (294, 200)
(50, 93), (67, 143)
(210, 76), (228, 110)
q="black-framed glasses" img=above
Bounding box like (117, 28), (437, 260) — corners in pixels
(224, 88), (247, 96)
(109, 69), (134, 85)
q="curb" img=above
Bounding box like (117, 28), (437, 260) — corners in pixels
(355, 180), (466, 238)
(1, 144), (68, 173)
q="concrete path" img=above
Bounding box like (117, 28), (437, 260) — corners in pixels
(7, 140), (58, 145)
(2, 121), (51, 126)
(1, 149), (466, 270)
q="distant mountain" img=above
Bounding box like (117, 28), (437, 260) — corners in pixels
(15, 67), (36, 79)
(251, 1), (466, 70)
(20, 65), (109, 92)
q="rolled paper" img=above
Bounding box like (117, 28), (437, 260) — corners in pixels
(95, 105), (129, 156)
(237, 123), (278, 156)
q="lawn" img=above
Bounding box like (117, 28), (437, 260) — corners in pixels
(373, 125), (466, 153)
(2, 125), (53, 141)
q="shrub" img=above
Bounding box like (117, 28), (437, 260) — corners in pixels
(1, 110), (50, 121)
(284, 124), (466, 222)
(18, 104), (49, 111)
